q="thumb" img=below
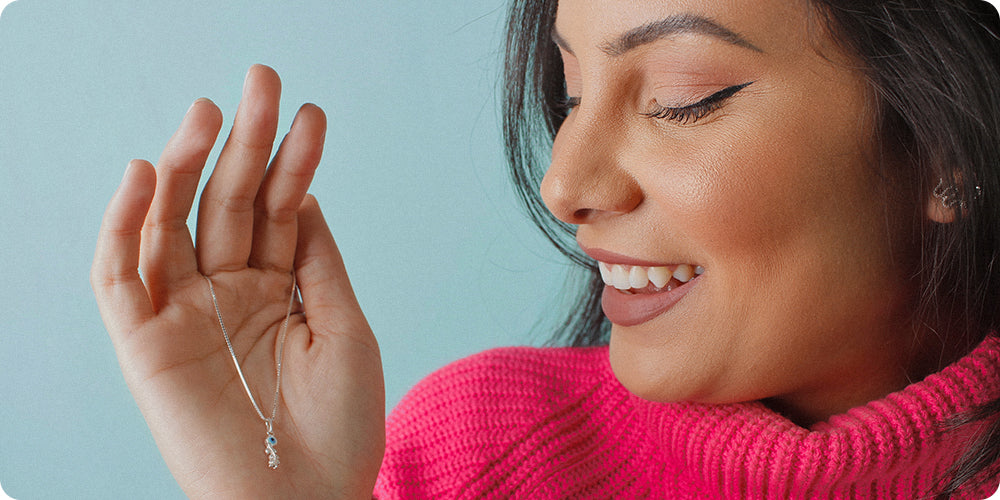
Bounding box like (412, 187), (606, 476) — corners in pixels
(293, 195), (378, 350)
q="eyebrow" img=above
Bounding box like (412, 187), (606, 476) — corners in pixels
(552, 14), (764, 56)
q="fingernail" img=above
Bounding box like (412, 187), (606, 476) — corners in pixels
(117, 160), (138, 193)
(243, 66), (254, 95)
(123, 159), (143, 178)
(187, 97), (209, 113)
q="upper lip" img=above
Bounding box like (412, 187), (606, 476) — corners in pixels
(579, 244), (677, 267)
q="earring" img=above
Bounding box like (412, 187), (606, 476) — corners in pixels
(933, 178), (982, 210)
(933, 178), (963, 209)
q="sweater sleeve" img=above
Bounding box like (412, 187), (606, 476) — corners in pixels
(372, 346), (624, 499)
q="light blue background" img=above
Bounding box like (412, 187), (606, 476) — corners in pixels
(0, 1), (571, 498)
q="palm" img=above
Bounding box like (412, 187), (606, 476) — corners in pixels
(92, 66), (384, 499)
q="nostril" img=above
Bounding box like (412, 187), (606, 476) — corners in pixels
(572, 208), (593, 222)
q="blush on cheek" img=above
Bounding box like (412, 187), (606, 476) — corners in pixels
(650, 145), (791, 255)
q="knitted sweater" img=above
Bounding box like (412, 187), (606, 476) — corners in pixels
(374, 336), (1000, 499)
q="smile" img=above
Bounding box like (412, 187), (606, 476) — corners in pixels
(594, 260), (704, 326)
(597, 262), (705, 294)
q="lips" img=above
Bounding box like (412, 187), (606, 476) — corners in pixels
(583, 247), (703, 326)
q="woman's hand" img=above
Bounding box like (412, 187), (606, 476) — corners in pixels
(91, 65), (384, 499)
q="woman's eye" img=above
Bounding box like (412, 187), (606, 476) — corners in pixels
(643, 81), (753, 125)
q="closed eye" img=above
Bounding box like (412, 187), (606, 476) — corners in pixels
(642, 81), (753, 125)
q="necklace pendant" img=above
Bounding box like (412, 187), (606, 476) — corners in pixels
(265, 433), (280, 469)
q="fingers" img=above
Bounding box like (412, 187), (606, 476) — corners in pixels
(141, 99), (223, 299)
(248, 103), (326, 271)
(196, 64), (282, 273)
(92, 160), (157, 338)
(294, 196), (377, 348)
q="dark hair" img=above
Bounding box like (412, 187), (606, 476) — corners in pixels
(502, 0), (1000, 496)
(503, 0), (610, 348)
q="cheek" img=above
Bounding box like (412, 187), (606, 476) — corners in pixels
(648, 98), (876, 275)
(639, 89), (894, 348)
(641, 128), (797, 272)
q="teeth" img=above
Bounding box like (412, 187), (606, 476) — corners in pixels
(598, 262), (611, 283)
(647, 267), (671, 288)
(628, 266), (649, 289)
(673, 264), (694, 283)
(611, 265), (631, 290)
(596, 261), (702, 290)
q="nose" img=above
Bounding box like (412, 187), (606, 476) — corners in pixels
(540, 110), (643, 226)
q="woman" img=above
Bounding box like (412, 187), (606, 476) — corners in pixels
(92, 0), (1000, 498)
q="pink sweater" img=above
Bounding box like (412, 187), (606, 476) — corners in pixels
(374, 336), (1000, 499)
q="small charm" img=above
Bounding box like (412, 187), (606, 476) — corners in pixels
(265, 433), (280, 469)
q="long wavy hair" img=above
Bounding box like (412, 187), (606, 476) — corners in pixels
(501, 0), (1000, 496)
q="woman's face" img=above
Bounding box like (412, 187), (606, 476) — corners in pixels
(543, 0), (928, 424)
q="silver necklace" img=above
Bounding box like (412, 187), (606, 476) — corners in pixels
(204, 273), (297, 469)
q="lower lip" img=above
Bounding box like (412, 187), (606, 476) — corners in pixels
(600, 277), (700, 326)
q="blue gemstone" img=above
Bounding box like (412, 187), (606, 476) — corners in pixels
(267, 436), (277, 445)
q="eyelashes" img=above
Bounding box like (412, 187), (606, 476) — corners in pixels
(642, 82), (753, 124)
(560, 81), (753, 125)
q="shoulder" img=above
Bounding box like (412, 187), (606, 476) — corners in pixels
(412, 345), (609, 389)
(385, 345), (611, 430)
(376, 345), (625, 498)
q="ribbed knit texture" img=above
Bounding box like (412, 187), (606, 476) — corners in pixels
(374, 336), (1000, 499)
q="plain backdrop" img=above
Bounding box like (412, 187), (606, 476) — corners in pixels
(0, 1), (571, 498)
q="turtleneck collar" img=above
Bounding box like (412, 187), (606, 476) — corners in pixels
(605, 335), (1000, 498)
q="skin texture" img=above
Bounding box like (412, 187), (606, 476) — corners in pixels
(92, 65), (384, 498)
(542, 0), (944, 426)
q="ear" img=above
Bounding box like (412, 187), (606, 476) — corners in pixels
(926, 194), (957, 224)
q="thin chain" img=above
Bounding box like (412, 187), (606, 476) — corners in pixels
(204, 273), (297, 425)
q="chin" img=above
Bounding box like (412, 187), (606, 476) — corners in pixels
(608, 334), (702, 404)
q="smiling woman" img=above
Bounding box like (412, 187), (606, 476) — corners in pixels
(502, 0), (1000, 497)
(91, 0), (1000, 499)
(548, 0), (932, 423)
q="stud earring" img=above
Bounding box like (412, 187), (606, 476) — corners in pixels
(933, 178), (982, 210)
(933, 179), (963, 209)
